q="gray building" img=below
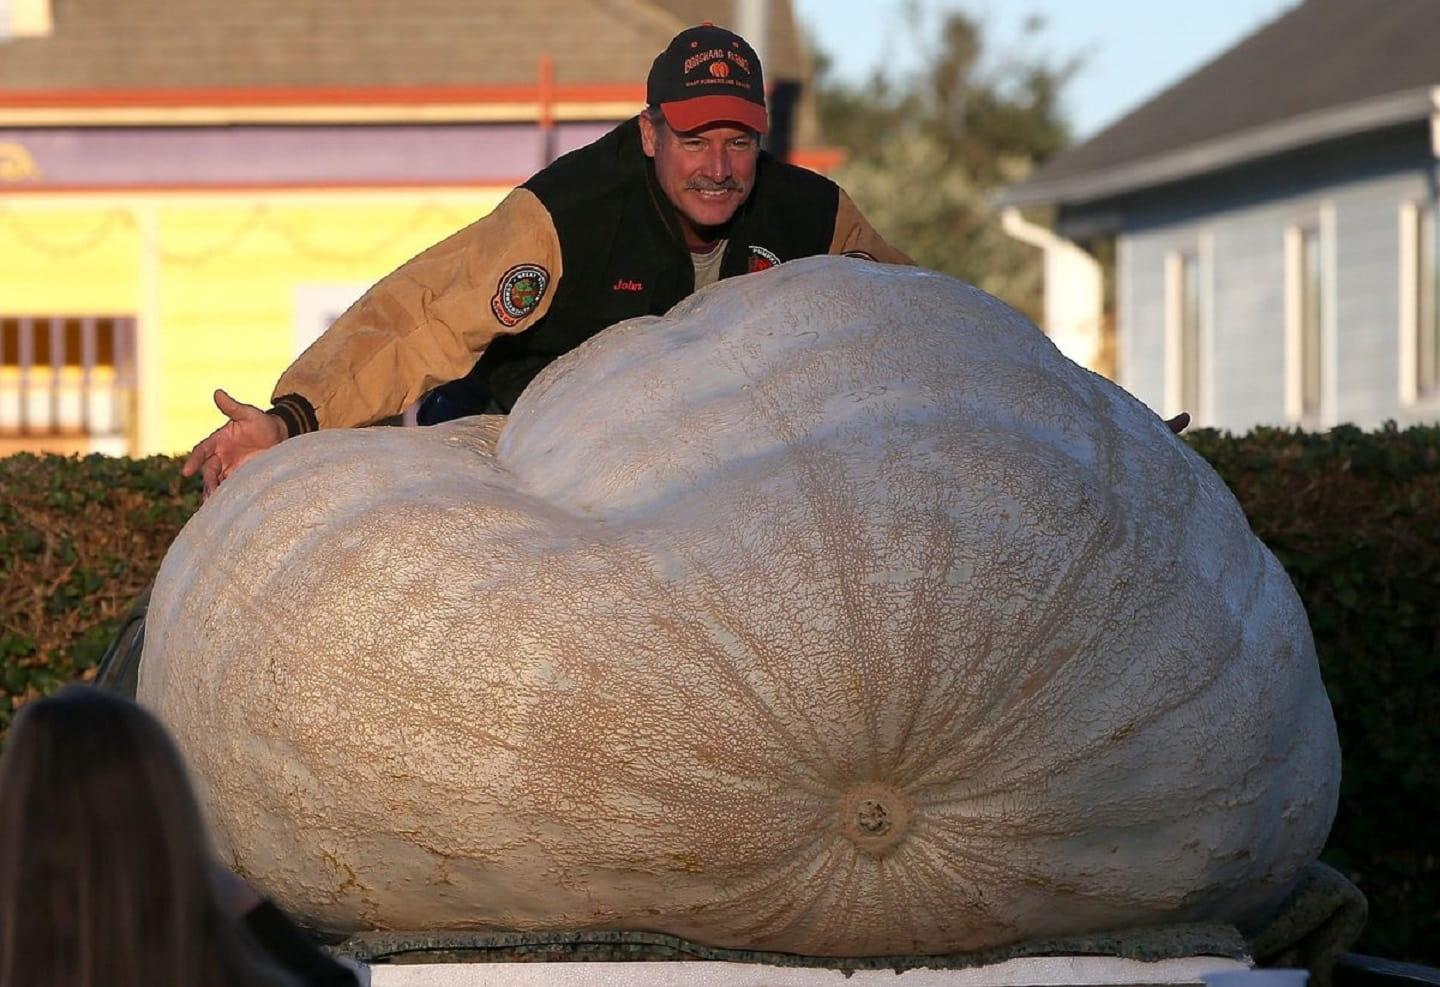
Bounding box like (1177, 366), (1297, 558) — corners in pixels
(1001, 0), (1440, 432)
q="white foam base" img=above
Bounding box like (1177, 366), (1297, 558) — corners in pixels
(367, 954), (1249, 986)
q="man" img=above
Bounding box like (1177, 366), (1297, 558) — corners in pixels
(182, 23), (910, 496)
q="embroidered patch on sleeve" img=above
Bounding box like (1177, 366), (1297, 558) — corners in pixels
(746, 245), (781, 273)
(491, 264), (551, 327)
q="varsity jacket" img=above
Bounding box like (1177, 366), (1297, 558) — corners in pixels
(268, 117), (910, 435)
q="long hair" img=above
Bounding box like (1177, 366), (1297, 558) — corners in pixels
(0, 686), (290, 987)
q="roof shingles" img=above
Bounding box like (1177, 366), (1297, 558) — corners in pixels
(0, 0), (685, 90)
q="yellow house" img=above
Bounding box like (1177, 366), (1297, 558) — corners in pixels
(0, 0), (825, 456)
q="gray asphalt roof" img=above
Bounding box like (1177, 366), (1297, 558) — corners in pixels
(0, 0), (807, 91)
(1005, 0), (1440, 206)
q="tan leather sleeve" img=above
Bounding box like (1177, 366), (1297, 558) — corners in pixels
(271, 187), (563, 429)
(828, 189), (914, 265)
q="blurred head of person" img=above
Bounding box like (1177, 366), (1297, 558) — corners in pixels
(0, 685), (290, 987)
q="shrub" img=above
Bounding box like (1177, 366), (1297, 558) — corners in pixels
(1, 423), (1436, 961)
(1187, 423), (1439, 964)
(0, 453), (198, 727)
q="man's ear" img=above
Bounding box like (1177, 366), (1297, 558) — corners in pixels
(639, 112), (659, 158)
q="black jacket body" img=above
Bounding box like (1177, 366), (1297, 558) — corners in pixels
(433, 118), (841, 415)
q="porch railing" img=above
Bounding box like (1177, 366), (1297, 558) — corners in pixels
(0, 315), (138, 454)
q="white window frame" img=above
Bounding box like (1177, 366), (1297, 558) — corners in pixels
(293, 282), (429, 425)
(1116, 237), (1132, 389)
(1284, 204), (1337, 428)
(1163, 236), (1212, 423)
(1399, 197), (1440, 407)
(1, 0), (54, 39)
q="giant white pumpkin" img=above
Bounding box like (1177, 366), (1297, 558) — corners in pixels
(141, 257), (1339, 956)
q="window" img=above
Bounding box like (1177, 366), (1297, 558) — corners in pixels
(293, 283), (425, 425)
(0, 316), (137, 452)
(1401, 198), (1439, 403)
(1164, 244), (1206, 420)
(1285, 215), (1331, 426)
(294, 283), (368, 357)
(1299, 226), (1324, 417)
(1179, 252), (1202, 412)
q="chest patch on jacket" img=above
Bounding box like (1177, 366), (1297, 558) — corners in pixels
(747, 245), (781, 273)
(492, 264), (551, 327)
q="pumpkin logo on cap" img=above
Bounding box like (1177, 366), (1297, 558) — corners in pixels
(709, 61), (730, 79)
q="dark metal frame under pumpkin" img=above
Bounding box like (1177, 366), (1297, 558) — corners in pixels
(93, 584), (148, 698)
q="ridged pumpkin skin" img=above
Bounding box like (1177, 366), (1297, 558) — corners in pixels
(141, 257), (1339, 956)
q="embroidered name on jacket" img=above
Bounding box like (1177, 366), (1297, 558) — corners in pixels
(491, 264), (550, 327)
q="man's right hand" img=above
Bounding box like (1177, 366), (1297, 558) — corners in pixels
(181, 389), (288, 499)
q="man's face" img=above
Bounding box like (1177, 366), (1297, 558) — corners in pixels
(640, 113), (760, 247)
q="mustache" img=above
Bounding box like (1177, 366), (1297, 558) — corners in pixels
(685, 178), (744, 192)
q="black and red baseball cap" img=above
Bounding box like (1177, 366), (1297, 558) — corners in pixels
(646, 23), (768, 135)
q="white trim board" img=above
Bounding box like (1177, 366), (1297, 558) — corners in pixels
(1000, 87), (1435, 208)
(368, 955), (1250, 987)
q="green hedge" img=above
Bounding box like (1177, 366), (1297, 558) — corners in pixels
(0, 454), (199, 720)
(1186, 423), (1439, 964)
(1, 425), (1436, 963)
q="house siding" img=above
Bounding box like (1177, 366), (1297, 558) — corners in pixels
(1211, 212), (1290, 430)
(0, 124), (615, 189)
(1104, 128), (1440, 431)
(0, 189), (510, 453)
